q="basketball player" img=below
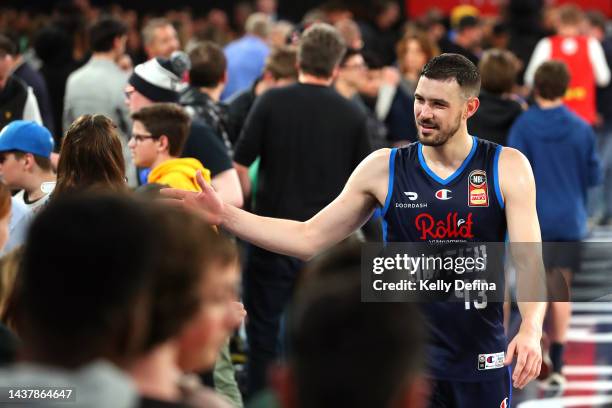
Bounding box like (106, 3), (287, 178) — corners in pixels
(163, 54), (546, 407)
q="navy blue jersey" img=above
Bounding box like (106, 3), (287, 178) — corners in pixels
(381, 136), (508, 382)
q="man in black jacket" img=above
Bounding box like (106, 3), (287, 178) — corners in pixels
(0, 35), (42, 130)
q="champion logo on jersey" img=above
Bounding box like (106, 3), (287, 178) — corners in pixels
(435, 189), (452, 200)
(404, 192), (418, 201)
(468, 170), (489, 207)
(500, 397), (509, 408)
(414, 212), (474, 240)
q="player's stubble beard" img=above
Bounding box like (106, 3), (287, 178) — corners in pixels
(417, 111), (462, 147)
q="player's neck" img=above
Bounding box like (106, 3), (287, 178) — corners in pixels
(421, 130), (473, 169)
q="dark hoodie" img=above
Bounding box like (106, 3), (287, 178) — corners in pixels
(469, 91), (524, 146)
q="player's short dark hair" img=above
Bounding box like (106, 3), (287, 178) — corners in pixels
(289, 242), (425, 408)
(534, 60), (570, 101)
(131, 103), (191, 157)
(188, 41), (226, 88)
(421, 53), (481, 98)
(298, 23), (346, 79)
(15, 193), (162, 368)
(89, 17), (127, 53)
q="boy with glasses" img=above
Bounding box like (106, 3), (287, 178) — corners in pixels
(128, 103), (210, 191)
(129, 103), (210, 190)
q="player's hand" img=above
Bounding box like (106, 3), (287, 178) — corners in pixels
(504, 324), (542, 389)
(160, 170), (225, 225)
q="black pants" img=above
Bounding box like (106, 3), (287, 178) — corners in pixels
(243, 245), (303, 398)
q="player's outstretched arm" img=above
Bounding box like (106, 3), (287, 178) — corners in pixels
(162, 149), (390, 260)
(499, 147), (547, 389)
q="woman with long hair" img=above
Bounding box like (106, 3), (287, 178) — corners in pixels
(396, 30), (440, 96)
(55, 114), (127, 196)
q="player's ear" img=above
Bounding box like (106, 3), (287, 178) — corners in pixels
(464, 96), (480, 120)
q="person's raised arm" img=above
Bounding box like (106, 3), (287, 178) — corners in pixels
(499, 147), (547, 389)
(163, 149), (391, 260)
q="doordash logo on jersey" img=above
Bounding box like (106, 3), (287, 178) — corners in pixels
(415, 212), (474, 240)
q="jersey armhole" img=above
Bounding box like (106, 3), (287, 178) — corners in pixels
(380, 148), (398, 218)
(493, 145), (505, 210)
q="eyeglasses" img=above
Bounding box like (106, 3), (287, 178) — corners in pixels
(130, 133), (158, 143)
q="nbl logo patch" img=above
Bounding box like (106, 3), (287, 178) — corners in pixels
(468, 170), (489, 207)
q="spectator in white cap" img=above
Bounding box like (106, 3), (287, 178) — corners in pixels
(126, 53), (243, 207)
(127, 53), (188, 106)
(0, 121), (56, 214)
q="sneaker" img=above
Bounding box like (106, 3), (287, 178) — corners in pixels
(539, 372), (567, 397)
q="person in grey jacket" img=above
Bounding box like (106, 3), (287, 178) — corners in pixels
(63, 18), (135, 186)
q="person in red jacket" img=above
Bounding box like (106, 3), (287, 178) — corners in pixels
(524, 4), (610, 125)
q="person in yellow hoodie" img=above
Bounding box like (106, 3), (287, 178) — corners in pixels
(129, 103), (211, 191)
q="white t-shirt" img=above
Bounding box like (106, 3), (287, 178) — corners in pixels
(14, 181), (56, 214)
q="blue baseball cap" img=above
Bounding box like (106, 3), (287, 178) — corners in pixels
(0, 120), (54, 158)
